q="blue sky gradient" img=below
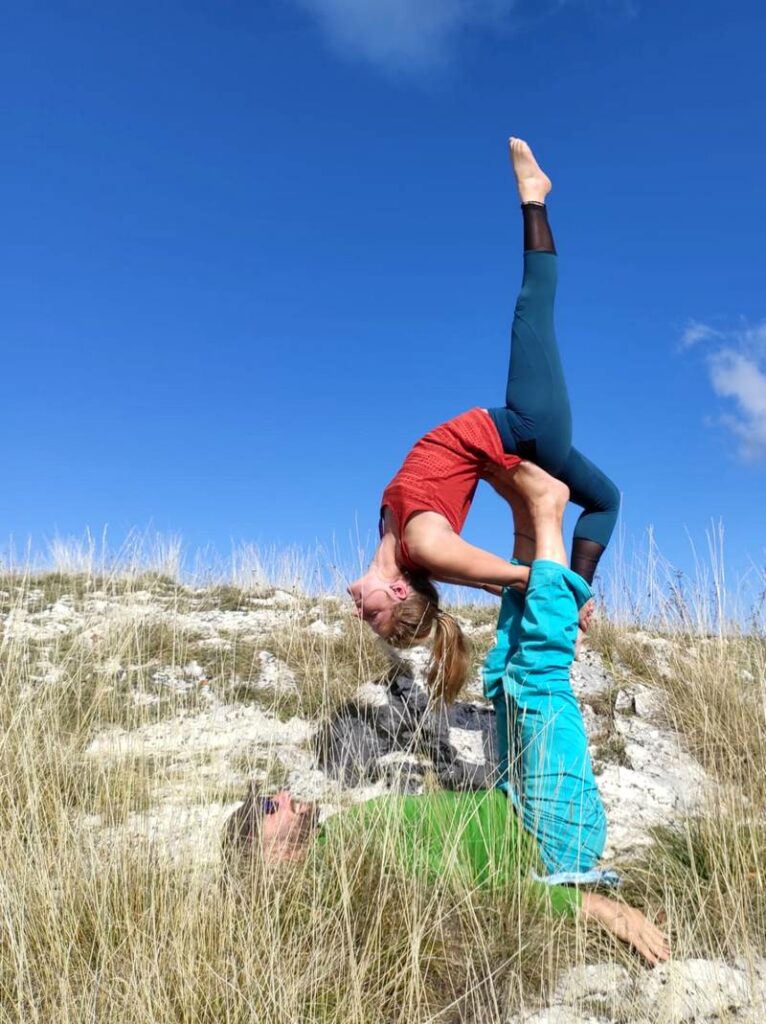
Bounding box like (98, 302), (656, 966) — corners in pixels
(2, 1), (765, 585)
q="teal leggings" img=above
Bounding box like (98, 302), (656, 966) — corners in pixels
(488, 253), (620, 552)
(483, 560), (606, 875)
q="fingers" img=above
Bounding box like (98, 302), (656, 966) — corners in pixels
(599, 902), (671, 967)
(632, 916), (671, 966)
(639, 926), (671, 965)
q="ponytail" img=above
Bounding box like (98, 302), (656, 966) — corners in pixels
(386, 575), (471, 704)
(428, 608), (471, 704)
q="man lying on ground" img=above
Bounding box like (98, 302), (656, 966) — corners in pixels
(225, 778), (668, 965)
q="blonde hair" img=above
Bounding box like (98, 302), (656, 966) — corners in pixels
(386, 574), (471, 704)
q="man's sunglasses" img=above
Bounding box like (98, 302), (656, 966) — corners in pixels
(256, 796), (279, 815)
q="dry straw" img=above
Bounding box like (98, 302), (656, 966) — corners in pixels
(0, 529), (764, 1021)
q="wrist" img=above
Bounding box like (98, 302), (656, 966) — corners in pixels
(506, 564), (529, 589)
(579, 891), (605, 920)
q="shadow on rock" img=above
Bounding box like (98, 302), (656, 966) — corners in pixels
(314, 670), (498, 792)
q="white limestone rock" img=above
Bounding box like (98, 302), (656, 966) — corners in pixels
(552, 963), (633, 1015)
(355, 681), (391, 708)
(86, 704), (314, 762)
(595, 710), (711, 859)
(254, 650), (298, 693)
(598, 761), (703, 859)
(386, 644), (430, 687)
(624, 631), (678, 681)
(570, 649), (616, 703)
(614, 681), (664, 721)
(506, 1009), (611, 1024)
(636, 958), (763, 1023)
(89, 799), (241, 867)
(2, 606), (73, 642)
(307, 618), (344, 638)
(183, 659), (207, 681)
(448, 726), (486, 765)
(580, 703), (602, 742)
(151, 667), (196, 694)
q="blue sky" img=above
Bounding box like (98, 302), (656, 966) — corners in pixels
(2, 0), (765, 586)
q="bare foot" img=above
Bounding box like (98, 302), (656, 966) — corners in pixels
(575, 600), (595, 659)
(579, 597), (595, 633)
(509, 137), (552, 205)
(508, 460), (569, 521)
(507, 461), (568, 566)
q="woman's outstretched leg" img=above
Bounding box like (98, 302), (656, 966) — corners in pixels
(488, 139), (572, 474)
(489, 139), (621, 584)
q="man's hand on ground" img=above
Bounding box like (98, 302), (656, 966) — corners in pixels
(581, 892), (671, 966)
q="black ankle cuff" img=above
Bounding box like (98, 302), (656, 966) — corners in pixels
(521, 201), (556, 254)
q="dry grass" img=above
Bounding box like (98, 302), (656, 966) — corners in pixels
(590, 620), (766, 798)
(0, 543), (765, 1022)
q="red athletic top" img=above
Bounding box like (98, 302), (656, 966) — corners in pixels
(380, 408), (521, 573)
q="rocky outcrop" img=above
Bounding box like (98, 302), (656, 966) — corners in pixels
(507, 957), (766, 1024)
(314, 667), (498, 791)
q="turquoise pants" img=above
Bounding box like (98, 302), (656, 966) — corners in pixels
(483, 560), (607, 876)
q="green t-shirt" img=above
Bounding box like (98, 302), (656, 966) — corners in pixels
(316, 788), (581, 919)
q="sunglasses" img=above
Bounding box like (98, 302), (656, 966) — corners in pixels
(257, 796), (279, 815)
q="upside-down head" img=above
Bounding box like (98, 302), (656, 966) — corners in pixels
(348, 569), (470, 704)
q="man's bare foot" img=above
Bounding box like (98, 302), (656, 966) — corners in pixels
(508, 461), (568, 566)
(509, 460), (569, 521)
(509, 137), (552, 205)
(579, 597), (595, 633)
(575, 600), (595, 659)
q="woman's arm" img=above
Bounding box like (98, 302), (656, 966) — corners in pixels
(405, 527), (529, 590)
(430, 572), (504, 597)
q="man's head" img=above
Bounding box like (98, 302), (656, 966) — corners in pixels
(225, 784), (319, 863)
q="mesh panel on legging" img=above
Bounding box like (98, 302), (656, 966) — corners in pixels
(521, 201), (556, 254)
(570, 538), (605, 585)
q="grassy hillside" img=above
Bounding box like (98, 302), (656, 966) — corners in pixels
(0, 560), (765, 1023)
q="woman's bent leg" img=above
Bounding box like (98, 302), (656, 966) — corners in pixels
(558, 447), (621, 583)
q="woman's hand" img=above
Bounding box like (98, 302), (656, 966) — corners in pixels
(580, 892), (670, 966)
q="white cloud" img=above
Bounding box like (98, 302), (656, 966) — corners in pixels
(291, 0), (517, 73)
(681, 319), (766, 461)
(291, 0), (639, 74)
(708, 350), (766, 461)
(291, 0), (643, 73)
(679, 319), (724, 349)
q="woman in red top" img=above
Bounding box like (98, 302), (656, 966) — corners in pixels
(348, 139), (620, 701)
